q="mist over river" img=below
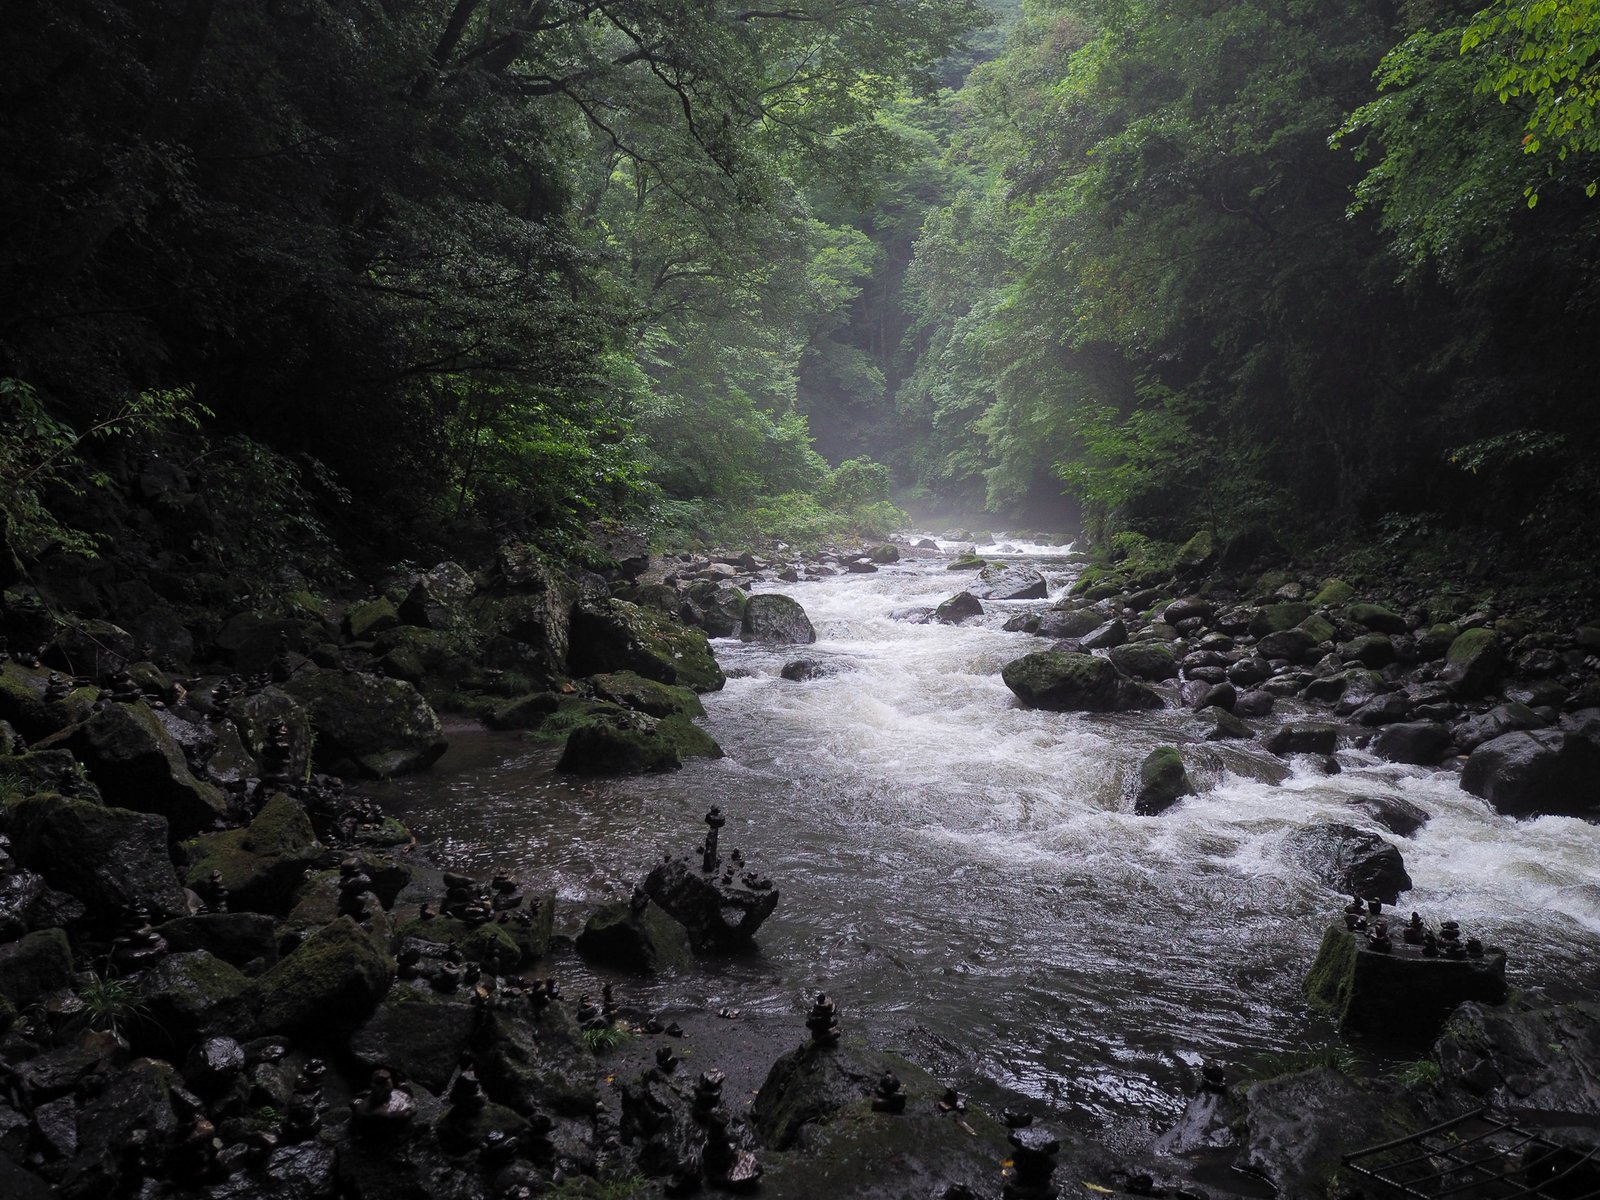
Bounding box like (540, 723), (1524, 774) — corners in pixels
(374, 540), (1600, 1134)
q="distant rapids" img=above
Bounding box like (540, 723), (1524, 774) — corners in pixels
(376, 537), (1600, 1130)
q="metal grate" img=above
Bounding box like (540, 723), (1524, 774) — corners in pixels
(1344, 1108), (1600, 1199)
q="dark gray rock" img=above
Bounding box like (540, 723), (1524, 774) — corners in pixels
(1285, 823), (1411, 903)
(397, 560), (476, 629)
(780, 659), (831, 682)
(972, 564), (1047, 601)
(1108, 641), (1178, 681)
(1163, 597), (1215, 626)
(1263, 722), (1341, 756)
(1437, 998), (1600, 1116)
(1256, 629), (1318, 662)
(1079, 619), (1128, 650)
(1001, 650), (1162, 713)
(1305, 923), (1506, 1040)
(575, 898), (693, 973)
(1037, 608), (1103, 639)
(1348, 793), (1430, 838)
(350, 989), (478, 1093)
(1241, 1067), (1412, 1196)
(65, 700), (228, 837)
(1461, 729), (1600, 816)
(643, 855), (779, 951)
(8, 794), (188, 919)
(1371, 720), (1453, 766)
(933, 592), (984, 624)
(1454, 702), (1546, 753)
(740, 594), (817, 645)
(282, 667), (446, 778)
(1133, 746), (1196, 816)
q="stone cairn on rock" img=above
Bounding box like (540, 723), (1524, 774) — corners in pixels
(806, 992), (841, 1048)
(110, 907), (169, 972)
(693, 1070), (761, 1192)
(871, 1071), (907, 1114)
(1003, 1126), (1061, 1200)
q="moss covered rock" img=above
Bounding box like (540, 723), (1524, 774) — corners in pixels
(1443, 628), (1503, 698)
(1311, 579), (1355, 607)
(342, 596), (400, 641)
(283, 666), (447, 778)
(1346, 602), (1409, 634)
(183, 792), (324, 913)
(350, 987), (478, 1093)
(1249, 603), (1313, 637)
(251, 915), (392, 1035)
(393, 914), (524, 973)
(569, 599), (724, 692)
(1304, 923), (1505, 1039)
(134, 950), (250, 1051)
(0, 928), (72, 1007)
(574, 899), (693, 973)
(0, 661), (98, 740)
(741, 593), (818, 645)
(556, 703), (721, 775)
(1000, 650), (1163, 712)
(1133, 746), (1195, 815)
(1108, 640), (1178, 681)
(66, 699), (228, 836)
(588, 671), (705, 719)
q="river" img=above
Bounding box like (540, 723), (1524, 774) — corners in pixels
(373, 538), (1600, 1138)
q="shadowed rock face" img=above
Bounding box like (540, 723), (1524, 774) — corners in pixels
(740, 594), (817, 645)
(644, 856), (779, 951)
(1285, 823), (1412, 904)
(1461, 728), (1600, 816)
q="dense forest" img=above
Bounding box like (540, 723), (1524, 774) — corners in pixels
(3, 0), (1599, 588)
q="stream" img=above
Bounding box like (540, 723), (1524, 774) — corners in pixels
(372, 538), (1600, 1137)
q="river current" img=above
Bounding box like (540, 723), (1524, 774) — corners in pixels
(375, 539), (1600, 1135)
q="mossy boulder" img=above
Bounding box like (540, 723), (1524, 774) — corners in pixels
(588, 671), (704, 719)
(1256, 628), (1319, 663)
(1296, 613), (1337, 643)
(933, 591), (984, 624)
(0, 661), (98, 740)
(477, 1005), (597, 1117)
(485, 691), (563, 732)
(133, 950), (250, 1051)
(556, 703), (720, 775)
(1339, 633), (1396, 668)
(183, 793), (325, 913)
(397, 560), (476, 630)
(569, 599), (724, 692)
(350, 987), (479, 1093)
(394, 914), (524, 973)
(1000, 650), (1163, 712)
(1346, 603), (1409, 634)
(682, 580), (748, 637)
(1133, 746), (1196, 815)
(1108, 641), (1178, 681)
(1249, 603), (1314, 637)
(1174, 528), (1216, 575)
(1443, 628), (1503, 698)
(741, 593), (818, 644)
(283, 666), (447, 778)
(1304, 923), (1505, 1039)
(574, 899), (693, 973)
(1311, 579), (1355, 607)
(227, 686), (312, 782)
(250, 915), (392, 1036)
(65, 700), (228, 836)
(156, 912), (279, 972)
(946, 554), (987, 571)
(342, 596), (400, 641)
(370, 626), (474, 685)
(44, 618), (135, 679)
(7, 794), (188, 918)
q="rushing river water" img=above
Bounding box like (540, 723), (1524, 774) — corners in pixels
(374, 539), (1600, 1136)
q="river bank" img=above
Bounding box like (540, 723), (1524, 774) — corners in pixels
(2, 526), (1599, 1198)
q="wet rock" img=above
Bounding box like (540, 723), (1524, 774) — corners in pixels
(1234, 688), (1274, 717)
(1437, 997), (1600, 1115)
(1348, 793), (1430, 838)
(740, 593), (817, 645)
(392, 913), (523, 973)
(780, 659), (831, 682)
(1339, 633), (1396, 668)
(866, 544), (900, 564)
(946, 554), (986, 571)
(1371, 720), (1453, 766)
(1461, 729), (1600, 816)
(183, 793), (325, 913)
(1079, 618), (1128, 650)
(44, 619), (135, 680)
(1226, 656), (1272, 687)
(213, 613), (312, 675)
(8, 794), (188, 918)
(1241, 1067), (1411, 1196)
(1037, 608), (1103, 639)
(1311, 579), (1355, 606)
(0, 928), (72, 1009)
(1263, 721), (1341, 756)
(0, 863), (47, 941)
(133, 949), (249, 1052)
(972, 564), (1047, 601)
(1133, 746), (1196, 816)
(477, 1005), (597, 1117)
(933, 591), (984, 625)
(63, 700), (228, 836)
(753, 1038), (900, 1151)
(1001, 650), (1162, 713)
(59, 1058), (181, 1197)
(571, 599), (726, 692)
(1255, 629), (1317, 663)
(484, 690), (562, 731)
(250, 915), (393, 1036)
(1151, 1072), (1241, 1154)
(1285, 823), (1411, 903)
(283, 666), (447, 778)
(350, 988), (478, 1093)
(228, 686), (312, 782)
(1192, 681), (1236, 712)
(1453, 702), (1546, 753)
(1304, 923), (1506, 1039)
(1443, 628), (1503, 698)
(588, 521), (652, 580)
(1163, 597), (1215, 626)
(589, 671), (705, 719)
(644, 855), (779, 951)
(1108, 641), (1178, 681)
(575, 898), (693, 973)
(1174, 529), (1216, 577)
(1203, 709), (1254, 740)
(1349, 692), (1412, 726)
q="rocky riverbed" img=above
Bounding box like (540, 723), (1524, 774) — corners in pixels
(2, 526), (1599, 1198)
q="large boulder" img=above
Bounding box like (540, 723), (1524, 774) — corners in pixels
(570, 599), (725, 692)
(1371, 720), (1453, 766)
(643, 855), (779, 951)
(1460, 729), (1600, 816)
(682, 580), (747, 637)
(282, 666), (446, 778)
(740, 594), (817, 645)
(227, 686), (313, 782)
(250, 915), (392, 1036)
(1037, 608), (1103, 639)
(933, 592), (984, 624)
(1442, 628), (1503, 698)
(64, 700), (228, 836)
(0, 928), (72, 1008)
(557, 705), (721, 775)
(0, 661), (98, 741)
(1436, 998), (1600, 1116)
(1257, 628), (1319, 662)
(1249, 603), (1313, 637)
(588, 671), (705, 719)
(1263, 721), (1341, 756)
(133, 950), (249, 1052)
(1133, 746), (1195, 815)
(1304, 923), (1506, 1039)
(1108, 641), (1178, 681)
(44, 619), (135, 679)
(1345, 603), (1409, 634)
(1453, 702), (1545, 753)
(1285, 823), (1411, 903)
(972, 564), (1047, 601)
(350, 988), (479, 1094)
(397, 560), (476, 630)
(7, 794), (188, 919)
(574, 898), (693, 973)
(1001, 650), (1162, 712)
(342, 596), (399, 641)
(182, 793), (325, 913)
(1241, 1067), (1414, 1196)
